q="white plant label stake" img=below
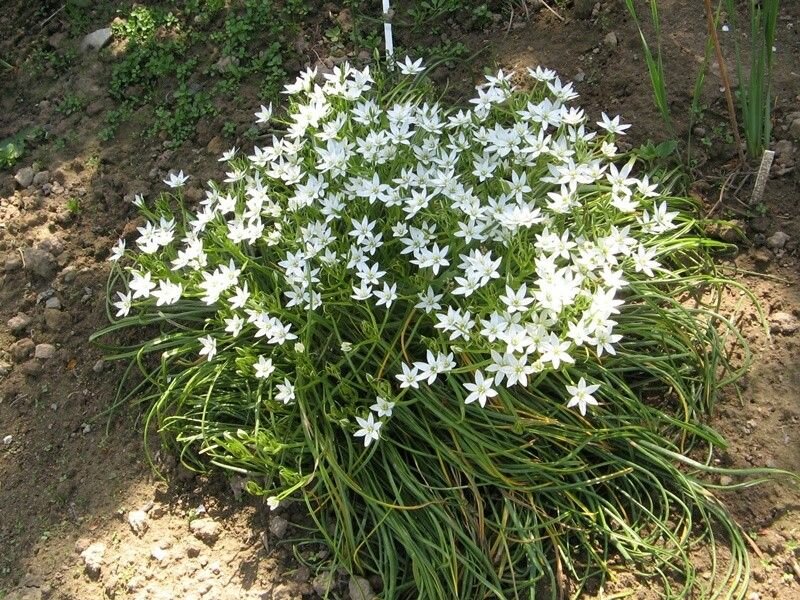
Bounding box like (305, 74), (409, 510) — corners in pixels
(382, 0), (394, 62)
(751, 149), (775, 206)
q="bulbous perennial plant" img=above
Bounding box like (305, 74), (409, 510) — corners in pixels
(98, 59), (767, 599)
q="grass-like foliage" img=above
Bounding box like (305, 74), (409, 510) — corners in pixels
(95, 60), (776, 598)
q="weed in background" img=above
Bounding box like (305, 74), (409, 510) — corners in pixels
(626, 0), (781, 163)
(624, 0), (671, 129)
(0, 136), (25, 170)
(723, 0), (780, 159)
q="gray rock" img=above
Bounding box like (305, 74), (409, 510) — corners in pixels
(0, 360), (12, 377)
(769, 311), (799, 335)
(14, 167), (34, 188)
(766, 231), (790, 250)
(7, 313), (32, 334)
(32, 170), (50, 186)
(603, 32), (618, 48)
(92, 359), (105, 373)
(10, 338), (35, 362)
(348, 576), (376, 600)
(190, 518), (221, 545)
(23, 247), (58, 281)
(80, 28), (113, 52)
(45, 296), (61, 310)
(268, 515), (288, 539)
(80, 542), (106, 579)
(34, 343), (56, 360)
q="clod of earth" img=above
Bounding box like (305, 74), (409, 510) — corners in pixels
(189, 517), (221, 545)
(10, 338), (35, 363)
(22, 248), (58, 281)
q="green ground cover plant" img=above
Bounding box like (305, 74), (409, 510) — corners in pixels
(104, 0), (302, 146)
(0, 136), (25, 170)
(95, 60), (787, 598)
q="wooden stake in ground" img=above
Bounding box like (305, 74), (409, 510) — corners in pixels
(703, 0), (746, 164)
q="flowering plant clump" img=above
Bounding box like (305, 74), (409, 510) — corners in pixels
(97, 59), (761, 598)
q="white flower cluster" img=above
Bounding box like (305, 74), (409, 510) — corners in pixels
(111, 59), (681, 447)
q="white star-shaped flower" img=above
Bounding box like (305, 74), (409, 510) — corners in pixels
(354, 413), (382, 447)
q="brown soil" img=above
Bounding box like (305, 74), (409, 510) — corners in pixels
(1, 1), (799, 599)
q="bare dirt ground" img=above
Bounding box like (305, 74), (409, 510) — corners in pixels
(1, 1), (800, 599)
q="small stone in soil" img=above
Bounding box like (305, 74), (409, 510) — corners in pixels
(769, 311), (799, 335)
(93, 359), (105, 373)
(127, 576), (145, 593)
(3, 434), (12, 445)
(603, 32), (618, 48)
(752, 248), (772, 271)
(45, 296), (61, 310)
(766, 231), (790, 250)
(14, 167), (34, 188)
(80, 542), (106, 579)
(128, 510), (149, 536)
(268, 515), (288, 539)
(151, 545), (169, 563)
(23, 247), (58, 281)
(312, 571), (336, 596)
(33, 170), (50, 186)
(7, 313), (32, 334)
(34, 343), (56, 360)
(80, 28), (113, 52)
(349, 575), (377, 600)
